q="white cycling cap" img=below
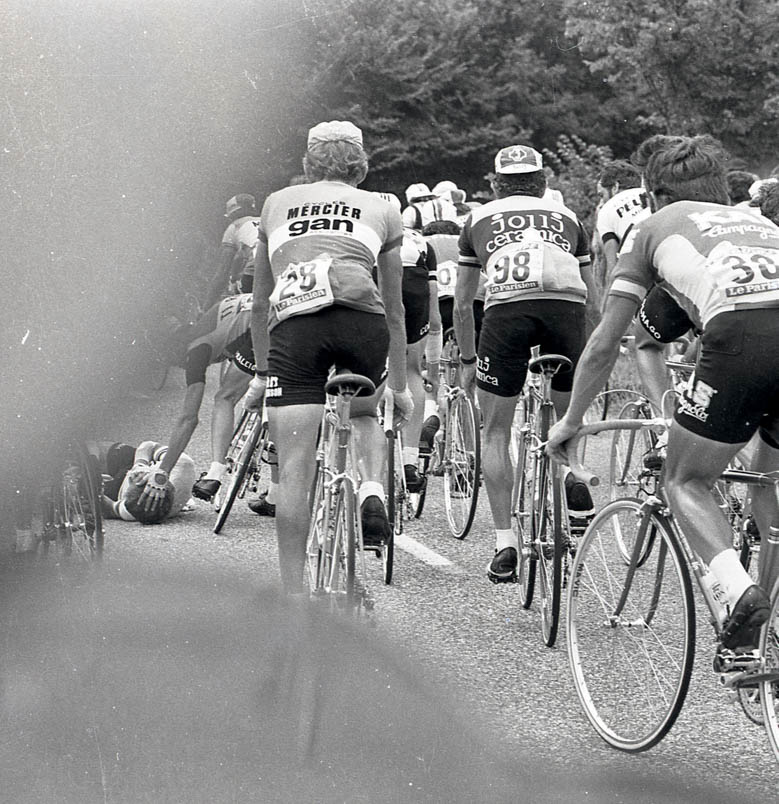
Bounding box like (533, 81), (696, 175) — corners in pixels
(307, 120), (363, 148)
(405, 182), (435, 203)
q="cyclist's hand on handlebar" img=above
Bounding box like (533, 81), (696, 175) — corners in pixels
(243, 375), (266, 412)
(384, 385), (414, 430)
(546, 417), (582, 465)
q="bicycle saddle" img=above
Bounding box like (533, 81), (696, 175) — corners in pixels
(325, 372), (376, 397)
(528, 353), (572, 375)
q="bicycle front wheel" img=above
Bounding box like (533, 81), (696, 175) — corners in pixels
(59, 446), (104, 561)
(443, 392), (480, 539)
(213, 417), (267, 534)
(567, 498), (695, 752)
(609, 399), (656, 502)
(760, 575), (779, 762)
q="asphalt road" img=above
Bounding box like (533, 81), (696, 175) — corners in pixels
(1, 366), (776, 803)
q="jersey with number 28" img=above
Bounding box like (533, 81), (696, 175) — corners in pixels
(257, 181), (403, 329)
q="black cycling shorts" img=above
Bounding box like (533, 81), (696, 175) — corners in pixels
(476, 299), (585, 397)
(439, 298), (484, 347)
(638, 286), (695, 343)
(267, 306), (389, 407)
(403, 276), (430, 344)
(673, 309), (779, 445)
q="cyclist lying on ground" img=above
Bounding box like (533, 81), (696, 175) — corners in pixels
(548, 136), (779, 652)
(92, 440), (196, 524)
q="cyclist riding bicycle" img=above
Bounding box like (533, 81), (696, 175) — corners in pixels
(454, 143), (598, 583)
(548, 136), (779, 652)
(243, 120), (412, 592)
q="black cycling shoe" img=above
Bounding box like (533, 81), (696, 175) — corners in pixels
(565, 472), (594, 517)
(419, 415), (440, 454)
(720, 585), (771, 651)
(192, 474), (221, 501)
(361, 495), (391, 548)
(404, 463), (425, 493)
(486, 547), (518, 584)
(248, 493), (276, 517)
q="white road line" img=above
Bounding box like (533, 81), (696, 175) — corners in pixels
(394, 533), (465, 573)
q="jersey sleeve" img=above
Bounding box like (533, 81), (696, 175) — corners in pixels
(608, 225), (656, 304)
(574, 221), (592, 267)
(425, 243), (437, 282)
(457, 222), (480, 271)
(380, 208), (404, 253)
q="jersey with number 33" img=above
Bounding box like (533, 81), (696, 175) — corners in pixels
(609, 201), (779, 330)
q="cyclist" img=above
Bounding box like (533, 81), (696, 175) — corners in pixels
(97, 441), (196, 524)
(243, 120), (412, 592)
(595, 160), (651, 288)
(402, 182), (458, 230)
(137, 294), (257, 515)
(204, 194), (261, 310)
(454, 144), (598, 583)
(548, 136), (779, 651)
(420, 219), (485, 450)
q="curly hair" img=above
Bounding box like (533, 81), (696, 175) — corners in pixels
(630, 134), (687, 171)
(422, 220), (461, 236)
(490, 171), (546, 199)
(122, 471), (175, 524)
(303, 141), (369, 185)
(644, 136), (729, 205)
(726, 169), (759, 205)
(757, 180), (779, 225)
(598, 160), (642, 191)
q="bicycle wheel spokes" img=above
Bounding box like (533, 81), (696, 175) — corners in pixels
(609, 401), (656, 502)
(567, 499), (695, 752)
(534, 459), (563, 647)
(514, 434), (536, 607)
(443, 393), (480, 539)
(760, 579), (779, 762)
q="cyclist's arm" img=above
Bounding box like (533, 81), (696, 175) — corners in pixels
(579, 258), (600, 337)
(156, 382), (206, 477)
(250, 245), (273, 375)
(203, 243), (237, 311)
(376, 244), (408, 391)
(563, 294), (638, 425)
(453, 262), (480, 361)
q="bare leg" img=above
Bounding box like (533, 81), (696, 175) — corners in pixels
(477, 390), (518, 532)
(212, 364), (251, 463)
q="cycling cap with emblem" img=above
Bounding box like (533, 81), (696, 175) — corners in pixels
(225, 194), (256, 217)
(307, 120), (364, 148)
(405, 182), (435, 203)
(494, 145), (544, 175)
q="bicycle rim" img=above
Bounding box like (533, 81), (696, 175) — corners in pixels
(62, 448), (103, 561)
(306, 466), (327, 594)
(567, 499), (695, 751)
(443, 393), (480, 539)
(609, 400), (656, 505)
(534, 457), (563, 647)
(760, 576), (779, 762)
(213, 420), (266, 534)
(513, 419), (536, 606)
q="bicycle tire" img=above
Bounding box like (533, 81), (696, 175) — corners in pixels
(306, 461), (327, 594)
(410, 452), (430, 519)
(57, 445), (103, 561)
(213, 417), (267, 534)
(535, 453), (565, 647)
(513, 402), (536, 606)
(443, 392), (480, 539)
(326, 485), (357, 609)
(567, 498), (695, 752)
(760, 574), (779, 762)
(609, 398), (656, 504)
(383, 429), (398, 586)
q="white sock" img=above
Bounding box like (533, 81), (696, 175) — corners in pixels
(265, 481), (278, 505)
(403, 446), (419, 466)
(358, 481), (384, 507)
(495, 528), (517, 552)
(205, 461), (227, 481)
(709, 548), (754, 607)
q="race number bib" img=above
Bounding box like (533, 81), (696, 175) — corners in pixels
(436, 260), (457, 298)
(484, 232), (544, 303)
(707, 243), (779, 299)
(269, 255), (334, 321)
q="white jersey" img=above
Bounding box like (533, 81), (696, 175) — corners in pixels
(222, 215), (261, 250)
(402, 197), (459, 230)
(596, 187), (650, 246)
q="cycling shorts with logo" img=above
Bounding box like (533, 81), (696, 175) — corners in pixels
(673, 309), (779, 446)
(638, 286), (695, 343)
(476, 299), (585, 397)
(403, 275), (430, 345)
(267, 306), (389, 407)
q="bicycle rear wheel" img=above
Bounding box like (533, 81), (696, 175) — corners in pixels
(760, 575), (779, 762)
(443, 392), (480, 539)
(325, 485), (357, 609)
(213, 415), (267, 534)
(410, 451), (430, 519)
(383, 430), (400, 586)
(609, 399), (657, 502)
(567, 498), (695, 751)
(534, 455), (565, 647)
(57, 445), (104, 561)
